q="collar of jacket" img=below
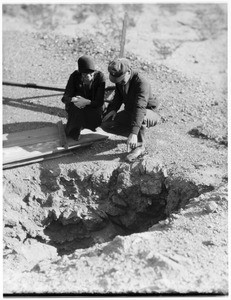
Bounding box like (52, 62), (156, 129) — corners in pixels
(115, 68), (134, 88)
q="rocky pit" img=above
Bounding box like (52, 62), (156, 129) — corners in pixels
(3, 154), (228, 294)
(4, 157), (212, 256)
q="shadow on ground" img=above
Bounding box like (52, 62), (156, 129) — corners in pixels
(3, 95), (66, 119)
(3, 121), (58, 133)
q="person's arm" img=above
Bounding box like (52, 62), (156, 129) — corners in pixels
(61, 72), (77, 104)
(102, 86), (123, 122)
(106, 86), (123, 113)
(130, 79), (150, 135)
(71, 97), (91, 108)
(89, 72), (106, 108)
(126, 80), (149, 151)
(72, 72), (106, 109)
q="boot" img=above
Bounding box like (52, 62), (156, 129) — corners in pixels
(126, 145), (146, 162)
(68, 128), (81, 141)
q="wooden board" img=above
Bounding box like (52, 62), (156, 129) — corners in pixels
(3, 122), (108, 169)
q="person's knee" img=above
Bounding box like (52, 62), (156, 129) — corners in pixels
(114, 110), (131, 127)
(152, 113), (161, 126)
(145, 110), (161, 127)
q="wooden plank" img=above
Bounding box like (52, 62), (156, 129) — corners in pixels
(3, 140), (61, 164)
(3, 126), (58, 147)
(3, 126), (108, 166)
(3, 143), (93, 170)
(4, 122), (70, 148)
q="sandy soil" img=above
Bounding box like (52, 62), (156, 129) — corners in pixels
(2, 3), (228, 296)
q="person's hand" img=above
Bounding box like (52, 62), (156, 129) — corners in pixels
(72, 96), (90, 109)
(127, 133), (138, 152)
(102, 110), (117, 122)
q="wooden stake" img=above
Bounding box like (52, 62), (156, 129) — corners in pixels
(57, 120), (68, 149)
(119, 12), (128, 58)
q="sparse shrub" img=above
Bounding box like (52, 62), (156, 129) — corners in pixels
(3, 4), (59, 30)
(153, 40), (182, 60)
(194, 5), (227, 40)
(3, 4), (19, 16)
(72, 3), (142, 43)
(73, 4), (115, 23)
(158, 3), (180, 15)
(188, 125), (228, 146)
(189, 4), (227, 40)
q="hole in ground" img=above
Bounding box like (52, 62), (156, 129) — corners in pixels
(3, 158), (214, 257)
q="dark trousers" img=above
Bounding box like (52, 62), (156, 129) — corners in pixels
(103, 109), (160, 143)
(65, 102), (102, 135)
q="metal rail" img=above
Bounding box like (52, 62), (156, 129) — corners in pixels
(3, 81), (115, 92)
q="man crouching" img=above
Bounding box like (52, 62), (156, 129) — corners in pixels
(102, 58), (160, 162)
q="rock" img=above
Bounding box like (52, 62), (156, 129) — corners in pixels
(40, 169), (60, 192)
(83, 209), (107, 231)
(159, 218), (170, 226)
(140, 176), (163, 195)
(20, 239), (58, 264)
(3, 210), (20, 226)
(202, 240), (216, 246)
(102, 202), (125, 217)
(204, 201), (218, 213)
(60, 209), (82, 225)
(91, 166), (115, 191)
(111, 195), (127, 207)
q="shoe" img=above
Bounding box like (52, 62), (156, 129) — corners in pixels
(72, 134), (80, 141)
(126, 145), (146, 162)
(95, 127), (113, 137)
(69, 129), (80, 141)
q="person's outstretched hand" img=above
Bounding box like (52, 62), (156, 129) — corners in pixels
(127, 133), (138, 152)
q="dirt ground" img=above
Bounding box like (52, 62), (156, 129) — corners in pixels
(2, 3), (229, 296)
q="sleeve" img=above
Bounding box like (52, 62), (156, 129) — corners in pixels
(90, 72), (106, 108)
(131, 79), (150, 135)
(106, 86), (123, 113)
(61, 73), (76, 104)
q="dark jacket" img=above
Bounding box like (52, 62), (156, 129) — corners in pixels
(61, 70), (106, 109)
(107, 70), (159, 135)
